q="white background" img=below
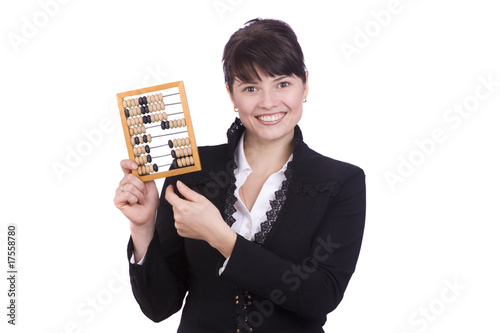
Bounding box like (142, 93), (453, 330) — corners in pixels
(1, 0), (499, 332)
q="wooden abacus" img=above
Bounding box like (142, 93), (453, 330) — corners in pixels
(116, 81), (201, 181)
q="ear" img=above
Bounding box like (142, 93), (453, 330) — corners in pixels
(303, 71), (310, 100)
(226, 83), (237, 108)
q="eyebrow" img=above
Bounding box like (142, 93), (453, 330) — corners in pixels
(236, 75), (290, 87)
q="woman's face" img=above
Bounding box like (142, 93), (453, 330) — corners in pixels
(228, 68), (308, 146)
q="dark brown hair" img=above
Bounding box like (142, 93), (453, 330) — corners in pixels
(222, 18), (307, 93)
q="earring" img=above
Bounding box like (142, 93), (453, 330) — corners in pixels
(302, 98), (307, 103)
(234, 106), (239, 112)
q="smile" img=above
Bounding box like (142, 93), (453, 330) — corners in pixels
(256, 112), (286, 123)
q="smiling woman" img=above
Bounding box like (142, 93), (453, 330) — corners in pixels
(114, 18), (366, 333)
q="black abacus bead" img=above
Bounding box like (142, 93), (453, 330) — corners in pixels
(124, 109), (130, 118)
(139, 97), (145, 105)
(145, 105), (149, 113)
(134, 137), (140, 145)
(161, 121), (166, 130)
(171, 160), (178, 169)
(141, 106), (146, 114)
(147, 115), (151, 123)
(143, 116), (148, 124)
(171, 150), (176, 158)
(168, 140), (173, 148)
(143, 135), (148, 143)
(153, 164), (158, 172)
(147, 155), (152, 163)
(145, 145), (150, 153)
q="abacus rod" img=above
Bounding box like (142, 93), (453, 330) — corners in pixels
(153, 130), (188, 139)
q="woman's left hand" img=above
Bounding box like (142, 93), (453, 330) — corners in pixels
(165, 180), (237, 258)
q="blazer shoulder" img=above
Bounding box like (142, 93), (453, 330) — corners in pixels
(294, 145), (364, 185)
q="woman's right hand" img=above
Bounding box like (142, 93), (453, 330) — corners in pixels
(113, 159), (159, 228)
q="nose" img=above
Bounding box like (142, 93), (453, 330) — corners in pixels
(258, 88), (279, 109)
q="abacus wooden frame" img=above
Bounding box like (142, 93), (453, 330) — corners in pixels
(116, 81), (201, 182)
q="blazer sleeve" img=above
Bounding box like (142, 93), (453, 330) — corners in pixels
(127, 177), (189, 323)
(220, 167), (366, 320)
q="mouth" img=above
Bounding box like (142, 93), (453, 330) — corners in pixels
(255, 112), (286, 124)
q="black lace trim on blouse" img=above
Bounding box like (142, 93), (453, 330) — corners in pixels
(253, 162), (293, 246)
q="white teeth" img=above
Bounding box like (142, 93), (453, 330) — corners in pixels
(258, 113), (285, 122)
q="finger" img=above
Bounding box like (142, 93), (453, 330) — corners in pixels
(120, 173), (146, 195)
(120, 159), (138, 176)
(114, 188), (141, 207)
(176, 180), (202, 203)
(116, 183), (146, 205)
(164, 184), (184, 207)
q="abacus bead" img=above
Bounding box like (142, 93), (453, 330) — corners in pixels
(124, 109), (130, 118)
(152, 103), (157, 112)
(154, 93), (159, 102)
(134, 137), (140, 145)
(161, 121), (166, 130)
(122, 100), (127, 108)
(173, 138), (178, 147)
(141, 106), (146, 114)
(181, 118), (186, 127)
(169, 120), (174, 129)
(186, 138), (190, 145)
(147, 134), (152, 143)
(181, 138), (186, 146)
(168, 140), (173, 148)
(160, 101), (165, 110)
(145, 104), (149, 113)
(162, 112), (168, 120)
(189, 156), (194, 165)
(127, 118), (132, 127)
(147, 115), (151, 123)
(153, 164), (158, 172)
(134, 98), (139, 106)
(147, 95), (151, 104)
(129, 127), (134, 136)
(172, 160), (178, 169)
(147, 155), (152, 163)
(145, 145), (150, 153)
(187, 147), (192, 155)
(143, 116), (148, 124)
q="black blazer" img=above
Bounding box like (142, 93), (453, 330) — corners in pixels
(127, 119), (366, 333)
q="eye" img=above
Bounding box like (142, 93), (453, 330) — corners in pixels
(244, 86), (256, 93)
(278, 82), (290, 88)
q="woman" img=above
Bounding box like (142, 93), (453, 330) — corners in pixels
(114, 18), (366, 333)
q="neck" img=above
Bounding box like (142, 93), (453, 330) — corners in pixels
(243, 129), (294, 174)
